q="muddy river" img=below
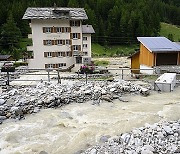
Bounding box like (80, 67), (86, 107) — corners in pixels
(0, 88), (180, 154)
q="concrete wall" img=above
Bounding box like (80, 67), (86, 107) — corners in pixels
(140, 65), (154, 75)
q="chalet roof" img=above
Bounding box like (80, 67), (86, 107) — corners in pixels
(128, 51), (140, 58)
(0, 55), (12, 60)
(137, 37), (180, 53)
(23, 7), (88, 20)
(82, 25), (95, 34)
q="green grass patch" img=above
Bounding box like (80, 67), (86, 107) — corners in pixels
(160, 22), (180, 41)
(92, 43), (138, 57)
(94, 60), (110, 66)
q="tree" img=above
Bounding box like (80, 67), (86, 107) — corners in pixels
(168, 33), (174, 41)
(67, 0), (79, 7)
(0, 12), (22, 50)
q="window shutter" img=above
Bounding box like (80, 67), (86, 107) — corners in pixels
(55, 40), (57, 45)
(63, 40), (65, 45)
(71, 45), (73, 51)
(62, 27), (64, 33)
(78, 33), (81, 39)
(70, 33), (73, 39)
(44, 52), (47, 57)
(51, 27), (53, 33)
(68, 27), (71, 33)
(63, 52), (65, 57)
(45, 64), (48, 68)
(43, 27), (46, 33)
(52, 40), (55, 45)
(70, 51), (72, 57)
(69, 40), (72, 45)
(55, 64), (58, 68)
(53, 64), (56, 68)
(53, 27), (57, 33)
(52, 52), (55, 57)
(70, 21), (72, 26)
(78, 45), (81, 51)
(77, 21), (80, 27)
(43, 40), (46, 45)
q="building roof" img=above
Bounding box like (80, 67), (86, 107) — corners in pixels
(82, 25), (95, 34)
(128, 51), (140, 58)
(0, 55), (12, 60)
(23, 7), (88, 20)
(137, 37), (180, 53)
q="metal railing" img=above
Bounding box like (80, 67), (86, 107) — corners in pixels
(0, 67), (180, 86)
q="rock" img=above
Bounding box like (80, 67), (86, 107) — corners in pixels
(163, 125), (174, 135)
(0, 99), (5, 105)
(89, 149), (97, 154)
(99, 135), (111, 143)
(141, 150), (153, 154)
(0, 116), (7, 121)
(39, 151), (48, 154)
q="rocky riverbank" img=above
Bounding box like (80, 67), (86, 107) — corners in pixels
(83, 120), (180, 154)
(0, 80), (151, 124)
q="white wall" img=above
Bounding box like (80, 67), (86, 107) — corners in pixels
(28, 19), (81, 69)
(140, 65), (154, 75)
(82, 34), (91, 57)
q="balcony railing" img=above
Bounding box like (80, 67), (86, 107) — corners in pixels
(73, 51), (83, 56)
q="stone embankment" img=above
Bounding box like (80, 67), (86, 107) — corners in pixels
(83, 120), (180, 154)
(0, 80), (151, 124)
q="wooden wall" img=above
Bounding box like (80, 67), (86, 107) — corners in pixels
(139, 44), (154, 67)
(178, 52), (180, 65)
(131, 52), (140, 74)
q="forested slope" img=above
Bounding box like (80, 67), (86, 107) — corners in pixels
(0, 0), (179, 55)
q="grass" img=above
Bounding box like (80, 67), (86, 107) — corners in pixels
(94, 60), (110, 66)
(92, 43), (138, 57)
(160, 22), (180, 41)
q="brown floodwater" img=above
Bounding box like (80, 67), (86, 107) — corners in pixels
(0, 87), (180, 154)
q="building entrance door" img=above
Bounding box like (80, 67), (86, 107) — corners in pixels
(76, 56), (82, 64)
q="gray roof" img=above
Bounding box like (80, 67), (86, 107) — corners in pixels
(0, 55), (12, 60)
(82, 25), (95, 34)
(23, 7), (88, 20)
(137, 37), (180, 53)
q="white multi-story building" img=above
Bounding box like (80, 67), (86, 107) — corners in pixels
(23, 7), (95, 69)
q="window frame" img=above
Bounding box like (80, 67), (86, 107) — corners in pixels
(83, 37), (88, 41)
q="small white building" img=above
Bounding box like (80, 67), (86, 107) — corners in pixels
(23, 7), (95, 69)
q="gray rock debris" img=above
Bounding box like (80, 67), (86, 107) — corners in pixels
(0, 80), (152, 124)
(83, 121), (180, 154)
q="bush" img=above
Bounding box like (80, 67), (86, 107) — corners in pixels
(13, 62), (28, 67)
(80, 65), (95, 74)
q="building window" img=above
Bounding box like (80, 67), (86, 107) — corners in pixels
(64, 27), (69, 33)
(70, 20), (80, 27)
(48, 64), (53, 68)
(44, 40), (52, 45)
(57, 40), (63, 45)
(73, 45), (78, 51)
(83, 37), (87, 41)
(83, 44), (88, 48)
(84, 58), (89, 63)
(57, 27), (63, 33)
(66, 51), (71, 57)
(47, 52), (52, 57)
(58, 63), (66, 67)
(72, 33), (78, 39)
(44, 27), (52, 33)
(66, 40), (70, 45)
(57, 52), (64, 57)
(83, 52), (88, 56)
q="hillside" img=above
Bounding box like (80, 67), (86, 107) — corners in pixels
(160, 22), (180, 41)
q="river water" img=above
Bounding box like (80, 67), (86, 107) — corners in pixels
(0, 88), (180, 154)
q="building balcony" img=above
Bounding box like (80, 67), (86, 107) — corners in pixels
(27, 46), (33, 51)
(28, 34), (32, 39)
